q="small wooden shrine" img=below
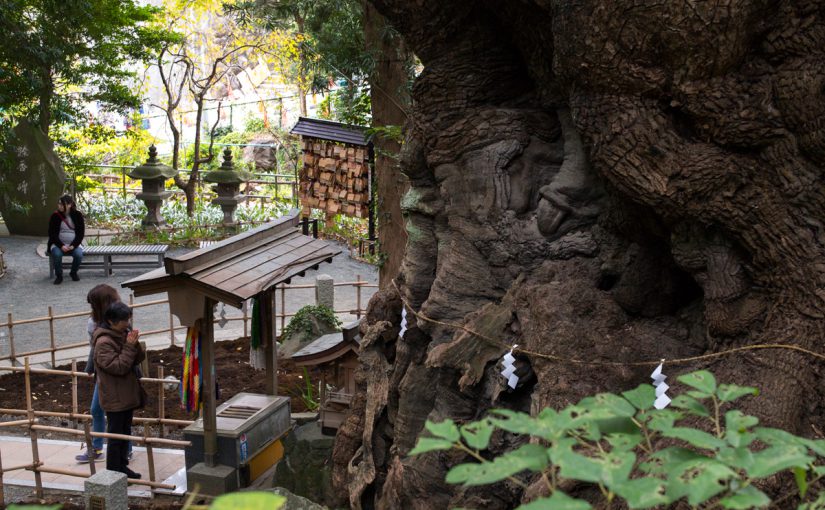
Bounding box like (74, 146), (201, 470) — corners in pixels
(290, 117), (374, 239)
(122, 210), (341, 493)
(289, 319), (361, 434)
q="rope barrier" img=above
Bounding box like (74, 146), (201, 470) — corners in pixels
(390, 279), (825, 366)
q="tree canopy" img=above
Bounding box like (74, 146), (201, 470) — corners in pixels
(0, 0), (173, 132)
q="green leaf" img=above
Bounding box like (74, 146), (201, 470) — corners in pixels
(639, 447), (707, 475)
(665, 459), (736, 505)
(646, 409), (683, 433)
(724, 410), (758, 448)
(804, 439), (825, 457)
(717, 383), (759, 403)
(660, 427), (726, 450)
(754, 427), (807, 447)
(605, 432), (643, 452)
(576, 393), (638, 419)
(748, 445), (814, 478)
(211, 492), (286, 510)
(460, 419), (494, 451)
(613, 477), (670, 509)
(622, 384), (656, 411)
(516, 491), (592, 510)
(408, 437), (456, 456)
(716, 446), (755, 473)
(718, 485), (770, 509)
(426, 419), (460, 442)
(795, 467), (809, 497)
(490, 410), (545, 436)
(551, 440), (603, 483)
(446, 444), (549, 486)
(670, 394), (710, 417)
(601, 451), (636, 486)
(678, 370), (717, 396)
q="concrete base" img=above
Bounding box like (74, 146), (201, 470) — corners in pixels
(186, 462), (238, 496)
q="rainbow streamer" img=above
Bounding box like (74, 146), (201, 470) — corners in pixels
(180, 323), (203, 413)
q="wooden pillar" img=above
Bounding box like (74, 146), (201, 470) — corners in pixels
(261, 289), (277, 395)
(201, 298), (218, 467)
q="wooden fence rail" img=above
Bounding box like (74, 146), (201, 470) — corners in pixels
(0, 357), (192, 502)
(0, 280), (376, 367)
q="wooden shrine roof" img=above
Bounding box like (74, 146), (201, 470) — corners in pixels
(121, 211), (341, 308)
(290, 116), (371, 146)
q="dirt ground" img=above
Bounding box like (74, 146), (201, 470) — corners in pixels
(0, 337), (317, 426)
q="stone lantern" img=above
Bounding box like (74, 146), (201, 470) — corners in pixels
(203, 148), (251, 226)
(129, 145), (178, 227)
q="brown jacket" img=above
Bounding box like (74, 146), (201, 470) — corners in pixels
(93, 326), (145, 412)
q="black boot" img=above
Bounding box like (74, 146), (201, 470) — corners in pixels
(54, 275), (63, 285)
(70, 271), (79, 281)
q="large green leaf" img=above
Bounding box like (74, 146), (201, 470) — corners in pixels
(210, 492), (286, 510)
(409, 437), (456, 456)
(716, 446), (755, 473)
(613, 477), (670, 509)
(718, 485), (770, 509)
(677, 371), (717, 396)
(639, 447), (707, 475)
(646, 409), (683, 433)
(716, 383), (759, 403)
(665, 459), (736, 506)
(670, 394), (710, 417)
(724, 410), (758, 448)
(460, 419), (494, 451)
(605, 431), (643, 452)
(551, 440), (604, 483)
(576, 393), (637, 419)
(446, 444), (549, 486)
(426, 419), (461, 442)
(621, 384), (655, 411)
(748, 445), (814, 478)
(516, 491), (592, 510)
(490, 409), (553, 438)
(660, 427), (726, 450)
(601, 451), (636, 486)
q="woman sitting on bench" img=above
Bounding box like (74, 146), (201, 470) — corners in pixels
(48, 194), (85, 284)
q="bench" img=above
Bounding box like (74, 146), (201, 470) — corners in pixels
(49, 244), (169, 278)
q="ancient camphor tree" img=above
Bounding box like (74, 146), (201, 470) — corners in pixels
(327, 1), (825, 509)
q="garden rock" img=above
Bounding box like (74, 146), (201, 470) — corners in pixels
(243, 135), (278, 172)
(272, 421), (336, 508)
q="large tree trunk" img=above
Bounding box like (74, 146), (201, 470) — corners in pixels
(334, 0), (825, 508)
(362, 1), (411, 288)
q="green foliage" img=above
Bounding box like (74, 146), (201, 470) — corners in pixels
(282, 304), (341, 340)
(0, 0), (174, 129)
(411, 370), (823, 509)
(298, 366), (320, 412)
(209, 491), (285, 510)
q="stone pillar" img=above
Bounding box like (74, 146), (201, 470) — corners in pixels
(315, 274), (334, 309)
(84, 470), (128, 510)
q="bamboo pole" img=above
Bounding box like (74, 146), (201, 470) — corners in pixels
(280, 285), (286, 335)
(0, 446), (4, 508)
(84, 422), (96, 476)
(2, 462), (37, 473)
(29, 425), (191, 447)
(169, 304), (176, 347)
(71, 359), (78, 428)
(356, 274), (361, 319)
(25, 358), (43, 498)
(145, 428), (156, 498)
(7, 312), (15, 365)
(0, 419), (35, 427)
(0, 341), (88, 362)
(48, 306), (56, 367)
(158, 366), (166, 438)
(36, 466), (91, 478)
(243, 302), (249, 338)
(128, 478), (176, 490)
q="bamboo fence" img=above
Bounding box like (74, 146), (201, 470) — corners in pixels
(0, 279), (375, 367)
(0, 357), (193, 504)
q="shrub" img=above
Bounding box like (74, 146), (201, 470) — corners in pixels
(411, 370), (825, 509)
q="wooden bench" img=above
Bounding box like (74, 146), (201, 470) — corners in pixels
(49, 244), (169, 278)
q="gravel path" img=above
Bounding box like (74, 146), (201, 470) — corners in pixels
(0, 234), (377, 363)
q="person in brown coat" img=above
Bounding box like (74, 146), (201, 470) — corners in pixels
(93, 302), (144, 479)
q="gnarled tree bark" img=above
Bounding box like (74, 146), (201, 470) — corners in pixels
(332, 1), (825, 508)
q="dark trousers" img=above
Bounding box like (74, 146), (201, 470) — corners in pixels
(106, 409), (133, 473)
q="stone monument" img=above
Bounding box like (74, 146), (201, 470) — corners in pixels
(0, 120), (66, 235)
(203, 148), (251, 226)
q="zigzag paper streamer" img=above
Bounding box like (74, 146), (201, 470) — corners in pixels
(500, 345), (519, 389)
(218, 303), (228, 328)
(651, 361), (671, 409)
(399, 307), (408, 338)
